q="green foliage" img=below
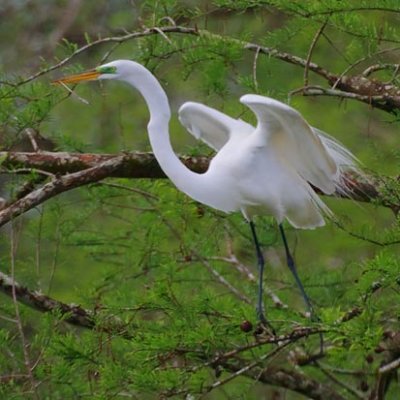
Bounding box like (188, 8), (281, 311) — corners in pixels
(0, 80), (61, 149)
(1, 1), (400, 399)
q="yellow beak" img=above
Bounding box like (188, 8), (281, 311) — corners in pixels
(53, 69), (100, 85)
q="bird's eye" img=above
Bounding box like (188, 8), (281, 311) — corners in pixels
(96, 66), (117, 74)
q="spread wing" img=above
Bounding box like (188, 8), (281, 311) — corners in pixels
(240, 94), (338, 194)
(178, 102), (254, 151)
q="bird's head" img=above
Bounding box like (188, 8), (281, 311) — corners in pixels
(53, 60), (140, 85)
(53, 59), (170, 119)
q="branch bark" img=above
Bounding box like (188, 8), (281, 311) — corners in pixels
(0, 150), (388, 210)
(0, 151), (209, 178)
(0, 154), (128, 227)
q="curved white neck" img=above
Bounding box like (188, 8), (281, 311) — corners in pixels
(123, 69), (207, 202)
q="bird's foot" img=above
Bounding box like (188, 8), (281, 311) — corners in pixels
(256, 310), (276, 336)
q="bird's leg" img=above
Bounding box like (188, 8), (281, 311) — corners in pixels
(249, 221), (275, 334)
(278, 224), (324, 354)
(278, 224), (315, 318)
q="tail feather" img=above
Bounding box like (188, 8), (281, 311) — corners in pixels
(314, 128), (362, 197)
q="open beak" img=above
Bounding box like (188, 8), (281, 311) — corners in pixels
(53, 69), (100, 85)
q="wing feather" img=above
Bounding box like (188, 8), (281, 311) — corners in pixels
(178, 102), (253, 151)
(240, 94), (338, 194)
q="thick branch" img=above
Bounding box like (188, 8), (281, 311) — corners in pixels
(0, 151), (209, 178)
(0, 150), (386, 207)
(0, 155), (128, 227)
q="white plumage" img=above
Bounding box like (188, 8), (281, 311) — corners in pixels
(55, 59), (361, 326)
(179, 95), (358, 228)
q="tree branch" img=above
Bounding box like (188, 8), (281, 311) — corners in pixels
(0, 260), (349, 400)
(219, 358), (345, 400)
(0, 154), (128, 227)
(0, 271), (132, 338)
(18, 25), (400, 114)
(0, 151), (388, 210)
(0, 151), (209, 178)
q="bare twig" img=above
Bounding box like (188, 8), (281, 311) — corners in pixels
(334, 219), (400, 247)
(332, 47), (400, 89)
(210, 237), (288, 309)
(4, 168), (55, 178)
(195, 256), (252, 304)
(7, 24), (397, 115)
(304, 21), (328, 87)
(379, 356), (400, 375)
(292, 84), (384, 102)
(25, 128), (40, 152)
(252, 46), (261, 92)
(19, 25), (336, 86)
(58, 81), (90, 104)
(301, 7), (400, 17)
(363, 63), (400, 78)
(95, 182), (159, 200)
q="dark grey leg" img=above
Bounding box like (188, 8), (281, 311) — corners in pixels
(279, 223), (323, 352)
(249, 221), (275, 334)
(278, 224), (315, 317)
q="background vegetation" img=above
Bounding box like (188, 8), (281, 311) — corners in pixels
(0, 1), (400, 399)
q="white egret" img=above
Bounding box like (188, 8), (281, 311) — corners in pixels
(55, 60), (360, 330)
